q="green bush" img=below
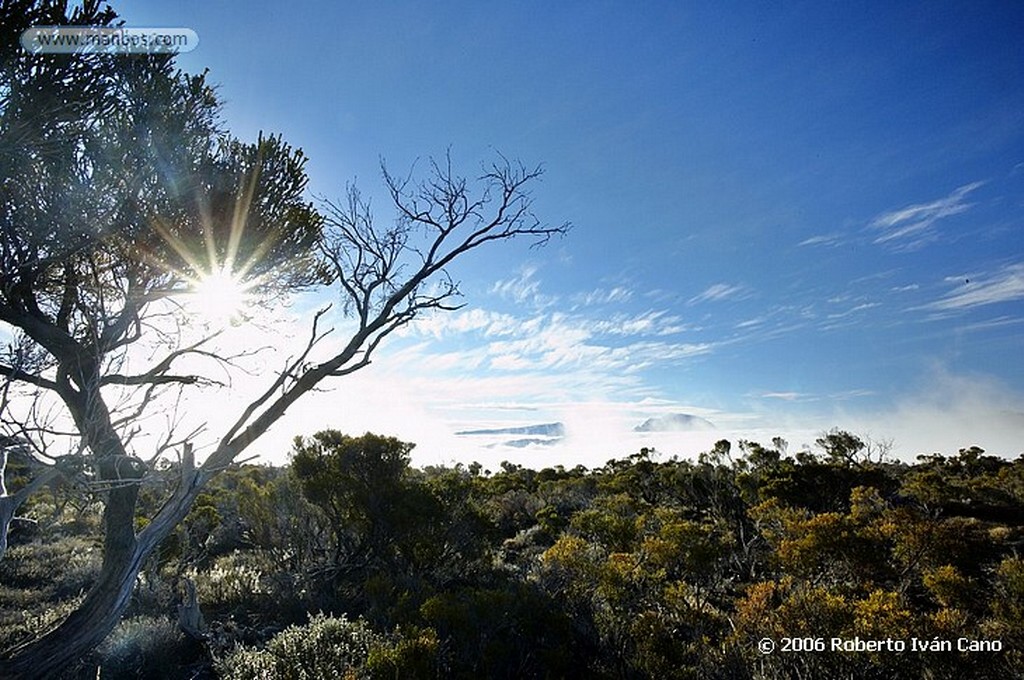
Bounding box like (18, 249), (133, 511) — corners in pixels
(0, 536), (101, 651)
(190, 550), (274, 613)
(419, 585), (577, 678)
(0, 594), (83, 652)
(0, 536), (100, 595)
(93, 615), (197, 679)
(216, 613), (381, 680)
(366, 626), (440, 679)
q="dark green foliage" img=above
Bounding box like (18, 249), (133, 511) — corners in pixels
(903, 447), (1024, 523)
(365, 626), (441, 679)
(291, 431), (417, 564)
(420, 585), (579, 679)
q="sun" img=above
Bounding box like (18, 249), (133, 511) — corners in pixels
(188, 268), (252, 326)
(147, 158), (277, 328)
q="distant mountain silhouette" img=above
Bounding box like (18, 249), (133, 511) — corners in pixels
(456, 422), (566, 437)
(633, 413), (716, 432)
(491, 438), (563, 449)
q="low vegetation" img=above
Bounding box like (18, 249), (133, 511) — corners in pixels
(2, 430), (1022, 678)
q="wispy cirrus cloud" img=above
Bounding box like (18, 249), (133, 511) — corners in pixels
(920, 262), (1024, 311)
(490, 265), (557, 308)
(826, 301), (881, 320)
(734, 316), (765, 329)
(798, 233), (844, 248)
(757, 388), (874, 403)
(404, 295), (716, 391)
(957, 316), (1024, 332)
(760, 391), (807, 401)
(411, 305), (693, 343)
(483, 313), (713, 374)
(689, 282), (751, 304)
(408, 308), (519, 339)
(588, 310), (692, 336)
(869, 181), (985, 250)
(571, 286), (633, 306)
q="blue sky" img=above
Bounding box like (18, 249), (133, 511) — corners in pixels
(121, 1), (1023, 466)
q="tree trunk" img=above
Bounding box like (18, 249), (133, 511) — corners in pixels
(0, 545), (146, 678)
(176, 578), (205, 641)
(0, 467), (61, 562)
(0, 495), (16, 561)
(0, 462), (204, 678)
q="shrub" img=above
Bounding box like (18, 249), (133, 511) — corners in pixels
(0, 595), (83, 652)
(0, 536), (100, 595)
(366, 626), (440, 679)
(419, 585), (577, 678)
(216, 613), (381, 680)
(93, 615), (197, 679)
(0, 536), (101, 651)
(190, 550), (273, 613)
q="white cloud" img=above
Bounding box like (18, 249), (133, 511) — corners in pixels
(760, 391), (808, 401)
(489, 265), (557, 308)
(689, 283), (750, 304)
(755, 389), (872, 403)
(869, 181), (984, 250)
(480, 313), (713, 375)
(830, 389), (875, 400)
(826, 301), (881, 319)
(798, 233), (843, 247)
(572, 286), (634, 306)
(410, 308), (519, 339)
(450, 401), (540, 412)
(919, 263), (1024, 311)
(957, 316), (1024, 332)
(587, 310), (691, 336)
(845, 368), (1024, 460)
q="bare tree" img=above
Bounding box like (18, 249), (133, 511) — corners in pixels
(0, 2), (568, 675)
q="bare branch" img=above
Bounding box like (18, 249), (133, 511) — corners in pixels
(98, 333), (222, 387)
(196, 153), (568, 476)
(0, 363), (60, 391)
(101, 373), (208, 387)
(217, 306), (334, 449)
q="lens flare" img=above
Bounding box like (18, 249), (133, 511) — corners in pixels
(188, 268), (252, 326)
